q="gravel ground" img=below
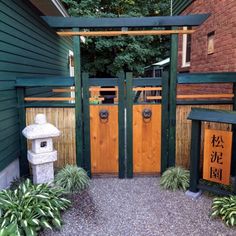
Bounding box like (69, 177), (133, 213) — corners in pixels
(41, 177), (236, 236)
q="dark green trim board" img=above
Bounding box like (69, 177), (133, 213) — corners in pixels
(231, 83), (236, 177)
(178, 72), (236, 84)
(73, 28), (84, 168)
(126, 72), (133, 178)
(82, 73), (91, 177)
(188, 108), (236, 124)
(117, 72), (125, 178)
(16, 87), (29, 176)
(161, 72), (169, 173)
(189, 120), (201, 192)
(173, 0), (193, 15)
(168, 28), (178, 167)
(42, 14), (209, 29)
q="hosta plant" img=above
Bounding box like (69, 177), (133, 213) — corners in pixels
(211, 195), (236, 226)
(54, 165), (90, 193)
(0, 179), (71, 236)
(160, 167), (190, 191)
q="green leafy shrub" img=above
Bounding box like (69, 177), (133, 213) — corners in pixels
(0, 179), (71, 236)
(211, 196), (236, 226)
(160, 167), (190, 191)
(54, 165), (89, 193)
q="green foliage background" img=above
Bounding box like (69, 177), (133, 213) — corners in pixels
(62, 0), (170, 76)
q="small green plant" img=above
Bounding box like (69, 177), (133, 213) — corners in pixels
(9, 176), (26, 190)
(0, 179), (71, 236)
(211, 195), (236, 226)
(160, 166), (190, 191)
(54, 165), (89, 193)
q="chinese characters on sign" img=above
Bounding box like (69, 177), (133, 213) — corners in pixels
(203, 129), (232, 185)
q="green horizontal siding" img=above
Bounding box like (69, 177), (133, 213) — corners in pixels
(173, 0), (193, 15)
(0, 0), (72, 171)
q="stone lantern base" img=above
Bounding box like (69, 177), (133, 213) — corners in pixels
(28, 150), (57, 184)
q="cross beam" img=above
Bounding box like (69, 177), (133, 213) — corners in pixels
(42, 14), (210, 29)
(57, 29), (195, 37)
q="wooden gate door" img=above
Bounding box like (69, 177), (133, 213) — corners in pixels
(126, 73), (169, 177)
(82, 73), (125, 177)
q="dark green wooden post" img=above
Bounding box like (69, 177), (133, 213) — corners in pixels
(232, 83), (236, 192)
(117, 72), (125, 178)
(126, 72), (133, 178)
(17, 87), (29, 176)
(168, 27), (178, 167)
(161, 72), (169, 173)
(189, 120), (201, 192)
(73, 28), (84, 168)
(82, 73), (91, 177)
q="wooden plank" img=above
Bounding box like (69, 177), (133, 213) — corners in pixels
(53, 88), (75, 92)
(82, 73), (91, 176)
(133, 87), (162, 92)
(203, 129), (232, 185)
(189, 120), (201, 192)
(177, 94), (234, 99)
(188, 108), (236, 124)
(232, 83), (236, 192)
(118, 72), (125, 178)
(24, 97), (74, 101)
(178, 72), (236, 84)
(90, 105), (118, 174)
(42, 14), (210, 28)
(146, 96), (162, 100)
(73, 29), (84, 168)
(90, 87), (118, 92)
(168, 28), (178, 167)
(57, 29), (195, 37)
(126, 72), (133, 178)
(133, 104), (161, 173)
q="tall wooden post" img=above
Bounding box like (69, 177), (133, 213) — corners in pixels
(73, 28), (84, 168)
(168, 27), (178, 167)
(17, 87), (29, 176)
(232, 83), (236, 193)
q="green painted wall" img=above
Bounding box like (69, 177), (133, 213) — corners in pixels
(0, 0), (72, 171)
(173, 0), (193, 15)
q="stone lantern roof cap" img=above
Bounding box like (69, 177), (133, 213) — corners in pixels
(22, 114), (60, 139)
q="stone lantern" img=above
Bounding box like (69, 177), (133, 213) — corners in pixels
(22, 114), (60, 184)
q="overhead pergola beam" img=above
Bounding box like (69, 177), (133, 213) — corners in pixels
(42, 14), (210, 29)
(57, 29), (195, 37)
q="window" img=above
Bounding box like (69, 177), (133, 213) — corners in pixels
(182, 27), (192, 67)
(207, 31), (215, 55)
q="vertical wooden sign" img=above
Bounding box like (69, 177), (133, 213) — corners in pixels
(203, 129), (232, 185)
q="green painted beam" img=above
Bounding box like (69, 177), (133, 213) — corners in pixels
(89, 78), (118, 86)
(168, 28), (178, 167)
(117, 71), (125, 178)
(42, 14), (210, 29)
(82, 73), (91, 177)
(161, 72), (169, 173)
(188, 108), (236, 124)
(126, 72), (133, 178)
(16, 77), (74, 87)
(189, 120), (201, 192)
(133, 78), (162, 86)
(73, 28), (84, 168)
(178, 72), (236, 84)
(16, 87), (29, 177)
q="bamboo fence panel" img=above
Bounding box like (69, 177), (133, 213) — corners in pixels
(26, 108), (76, 169)
(176, 104), (233, 169)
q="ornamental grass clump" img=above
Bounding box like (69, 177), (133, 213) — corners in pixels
(160, 166), (190, 191)
(54, 165), (90, 193)
(211, 195), (236, 226)
(0, 179), (71, 236)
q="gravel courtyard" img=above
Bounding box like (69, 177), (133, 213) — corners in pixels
(42, 177), (236, 236)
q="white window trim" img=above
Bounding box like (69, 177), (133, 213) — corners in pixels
(182, 27), (190, 68)
(69, 50), (75, 103)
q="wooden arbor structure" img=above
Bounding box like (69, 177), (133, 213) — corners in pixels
(16, 14), (209, 178)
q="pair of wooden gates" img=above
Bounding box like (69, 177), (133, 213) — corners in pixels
(81, 72), (169, 178)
